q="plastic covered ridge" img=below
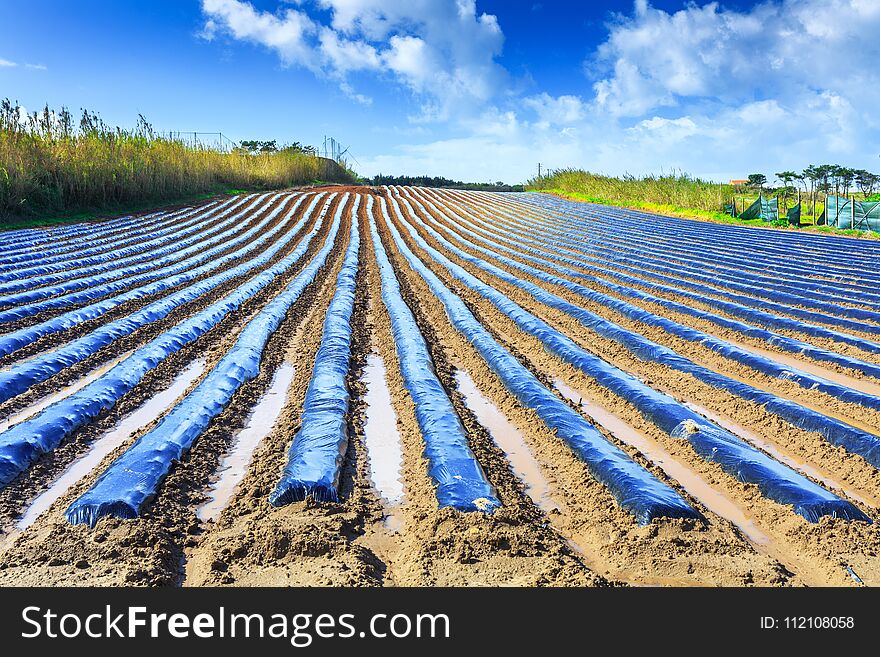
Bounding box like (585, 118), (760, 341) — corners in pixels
(0, 196), (243, 281)
(474, 193), (880, 312)
(269, 198), (362, 506)
(384, 191), (696, 525)
(0, 196), (250, 288)
(408, 189), (880, 478)
(441, 191), (880, 334)
(0, 194), (336, 491)
(515, 191), (880, 268)
(449, 191), (880, 370)
(368, 196), (499, 512)
(63, 195), (350, 527)
(396, 190), (868, 523)
(513, 192), (880, 295)
(0, 203), (197, 261)
(0, 194), (315, 404)
(409, 191), (880, 412)
(0, 195), (287, 326)
(434, 190), (880, 359)
(501, 191), (879, 298)
(0, 194), (269, 309)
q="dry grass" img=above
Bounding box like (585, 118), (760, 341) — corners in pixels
(0, 100), (353, 224)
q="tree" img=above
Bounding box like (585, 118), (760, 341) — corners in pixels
(815, 164), (833, 195)
(802, 165), (822, 220)
(238, 139), (278, 155)
(793, 172), (807, 205)
(813, 164), (836, 221)
(839, 166), (856, 197)
(747, 173), (767, 195)
(826, 164), (840, 197)
(775, 171), (798, 209)
(281, 141), (317, 156)
(855, 170), (879, 198)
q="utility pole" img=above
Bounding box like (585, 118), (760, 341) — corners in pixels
(538, 162), (542, 179)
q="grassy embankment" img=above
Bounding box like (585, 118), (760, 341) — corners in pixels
(0, 101), (355, 230)
(527, 169), (880, 239)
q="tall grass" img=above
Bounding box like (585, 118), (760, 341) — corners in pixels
(0, 100), (354, 224)
(526, 169), (731, 212)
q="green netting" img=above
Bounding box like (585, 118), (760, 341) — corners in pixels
(738, 195), (779, 222)
(786, 202), (801, 227)
(821, 196), (880, 231)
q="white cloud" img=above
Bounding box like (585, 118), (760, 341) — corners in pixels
(318, 26), (381, 74)
(0, 59), (48, 71)
(563, 0), (880, 179)
(201, 0), (317, 68)
(338, 80), (373, 105)
(628, 116), (700, 141)
(201, 0), (506, 119)
(382, 35), (434, 93)
(591, 0), (880, 122)
(733, 100), (785, 126)
(523, 93), (587, 125)
(202, 0), (880, 183)
(462, 107), (520, 138)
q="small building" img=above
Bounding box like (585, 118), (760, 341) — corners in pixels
(729, 179), (748, 186)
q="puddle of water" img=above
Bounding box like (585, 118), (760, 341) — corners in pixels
(553, 377), (772, 546)
(681, 399), (877, 508)
(362, 354), (405, 521)
(196, 363), (295, 522)
(0, 351), (134, 433)
(718, 335), (880, 398)
(11, 358), (206, 532)
(455, 369), (559, 513)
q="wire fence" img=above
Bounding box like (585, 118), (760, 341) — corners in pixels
(158, 132), (355, 169)
(158, 131), (237, 152)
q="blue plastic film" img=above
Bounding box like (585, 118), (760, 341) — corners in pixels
(0, 194), (336, 491)
(393, 189), (867, 523)
(384, 191), (697, 525)
(406, 188), (880, 474)
(64, 195), (350, 527)
(269, 198), (362, 506)
(369, 195), (499, 512)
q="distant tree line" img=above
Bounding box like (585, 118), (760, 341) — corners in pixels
(235, 140), (317, 156)
(366, 174), (524, 192)
(744, 165), (880, 216)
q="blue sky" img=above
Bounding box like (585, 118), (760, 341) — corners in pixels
(2, 1), (879, 183)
